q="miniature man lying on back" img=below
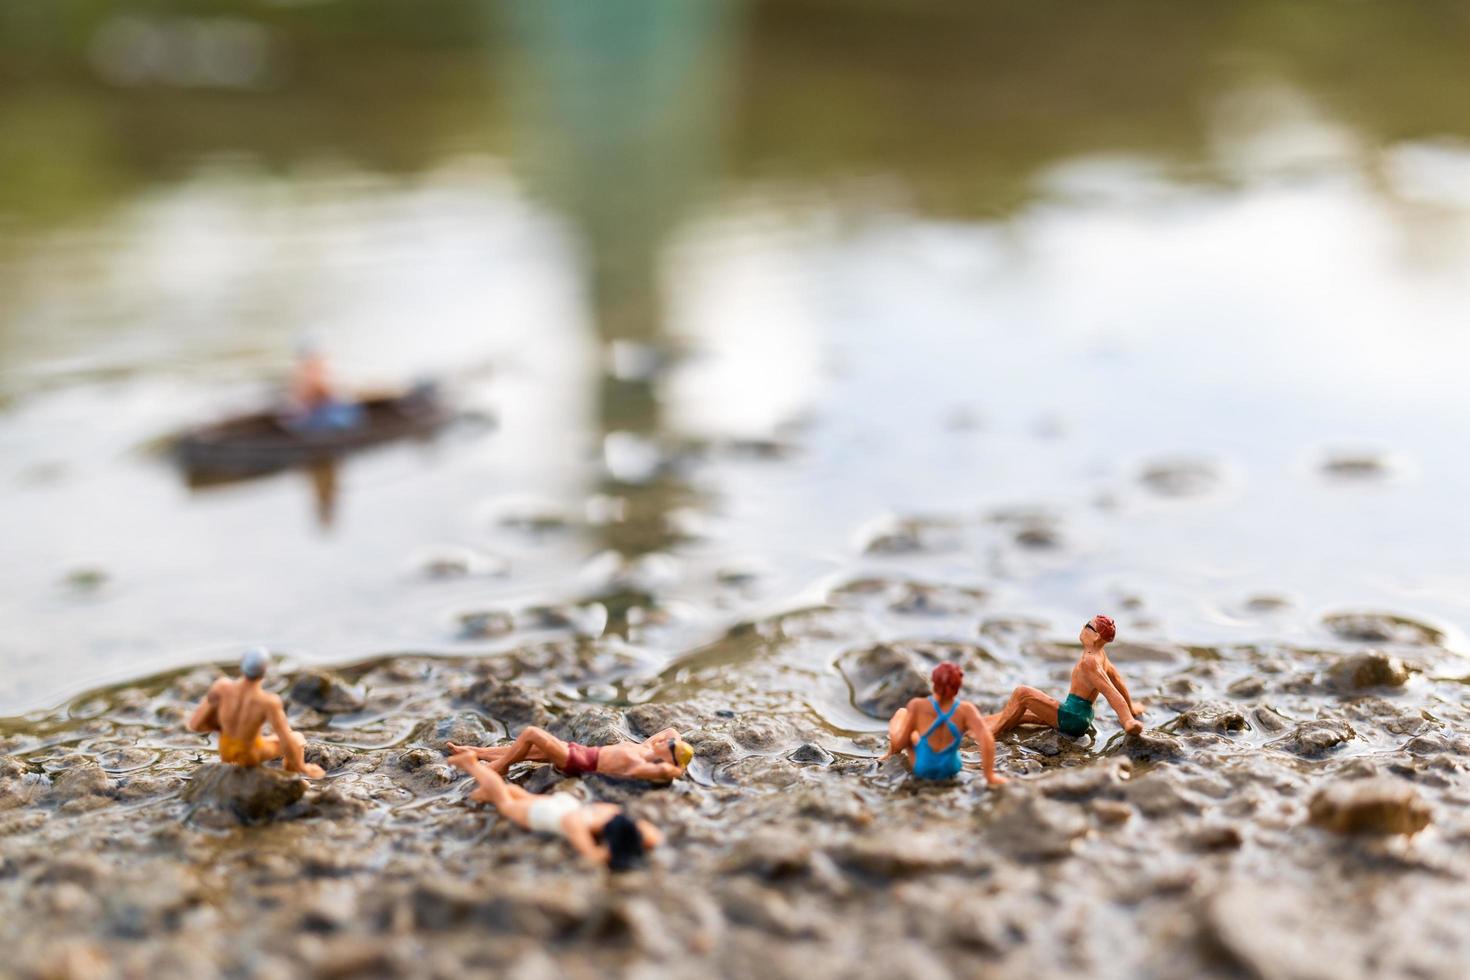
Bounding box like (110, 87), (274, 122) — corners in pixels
(447, 725), (694, 783)
(187, 649), (326, 778)
(986, 614), (1145, 739)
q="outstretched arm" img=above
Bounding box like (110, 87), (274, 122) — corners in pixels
(1088, 666), (1143, 735)
(1106, 662), (1144, 716)
(187, 683), (223, 733)
(963, 704), (1006, 786)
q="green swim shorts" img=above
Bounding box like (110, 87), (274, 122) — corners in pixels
(1057, 693), (1095, 737)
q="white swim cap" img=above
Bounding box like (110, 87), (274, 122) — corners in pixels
(240, 647), (269, 679)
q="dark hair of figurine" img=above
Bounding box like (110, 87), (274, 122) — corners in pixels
(601, 812), (647, 873)
(931, 662), (963, 702)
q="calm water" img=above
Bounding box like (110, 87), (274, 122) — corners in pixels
(2, 0), (1469, 715)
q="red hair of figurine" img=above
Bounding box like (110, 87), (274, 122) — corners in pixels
(1089, 614), (1116, 643)
(931, 662), (963, 701)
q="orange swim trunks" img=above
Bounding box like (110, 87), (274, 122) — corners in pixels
(218, 733), (268, 765)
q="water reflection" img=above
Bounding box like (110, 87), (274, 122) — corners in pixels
(1, 1), (1469, 712)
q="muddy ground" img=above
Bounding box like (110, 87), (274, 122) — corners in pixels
(2, 594), (1469, 980)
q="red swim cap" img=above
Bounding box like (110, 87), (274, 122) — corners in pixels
(932, 662), (964, 700)
(1090, 615), (1116, 643)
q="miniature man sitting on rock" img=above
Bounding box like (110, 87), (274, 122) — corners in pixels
(446, 725), (693, 783)
(987, 615), (1146, 740)
(882, 661), (1006, 785)
(187, 649), (326, 779)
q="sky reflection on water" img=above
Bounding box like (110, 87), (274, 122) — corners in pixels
(1, 1), (1468, 713)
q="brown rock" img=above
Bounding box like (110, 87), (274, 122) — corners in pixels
(1307, 778), (1432, 836)
(181, 764), (306, 825)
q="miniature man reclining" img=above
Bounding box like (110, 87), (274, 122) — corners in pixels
(446, 725), (694, 782)
(882, 661), (1007, 785)
(986, 614), (1146, 739)
(186, 649), (326, 778)
(447, 750), (662, 871)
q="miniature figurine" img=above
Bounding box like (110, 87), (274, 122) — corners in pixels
(446, 726), (694, 783)
(448, 750), (662, 870)
(285, 340), (363, 432)
(186, 648), (326, 778)
(882, 662), (1007, 785)
(986, 614), (1145, 739)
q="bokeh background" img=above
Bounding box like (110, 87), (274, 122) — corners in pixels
(3, 0), (1469, 715)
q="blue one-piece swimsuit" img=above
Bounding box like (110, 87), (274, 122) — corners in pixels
(911, 697), (963, 780)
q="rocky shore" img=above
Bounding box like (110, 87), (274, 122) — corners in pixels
(2, 599), (1468, 980)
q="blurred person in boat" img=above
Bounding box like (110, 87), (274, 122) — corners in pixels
(284, 338), (365, 432)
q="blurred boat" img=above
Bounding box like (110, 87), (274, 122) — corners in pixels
(175, 384), (451, 481)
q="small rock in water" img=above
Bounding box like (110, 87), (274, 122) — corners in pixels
(1138, 457), (1220, 497)
(456, 610), (514, 640)
(1271, 719), (1356, 757)
(48, 760), (112, 803)
(181, 764), (305, 825)
(837, 644), (931, 718)
(788, 743), (834, 767)
(462, 680), (550, 733)
(1321, 451), (1391, 480)
(549, 706), (627, 747)
(1307, 778), (1431, 836)
(1175, 702), (1250, 733)
(288, 670), (367, 714)
(1322, 612), (1443, 647)
(1324, 652), (1409, 692)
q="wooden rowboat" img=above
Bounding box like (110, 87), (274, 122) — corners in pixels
(174, 385), (452, 480)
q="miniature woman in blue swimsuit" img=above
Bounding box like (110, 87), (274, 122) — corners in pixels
(883, 662), (1007, 786)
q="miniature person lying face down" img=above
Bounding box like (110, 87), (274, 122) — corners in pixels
(882, 662), (1007, 785)
(986, 615), (1145, 738)
(446, 725), (694, 783)
(447, 751), (662, 870)
(186, 649), (326, 778)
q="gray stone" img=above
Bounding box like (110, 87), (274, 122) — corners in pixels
(1271, 719), (1356, 758)
(462, 680), (549, 733)
(288, 670), (367, 714)
(181, 764), (305, 824)
(837, 644), (931, 718)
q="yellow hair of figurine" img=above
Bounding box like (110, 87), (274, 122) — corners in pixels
(672, 739), (695, 769)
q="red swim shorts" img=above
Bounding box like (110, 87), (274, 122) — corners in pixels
(560, 742), (601, 776)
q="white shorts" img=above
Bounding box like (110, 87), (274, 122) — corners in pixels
(527, 793), (582, 837)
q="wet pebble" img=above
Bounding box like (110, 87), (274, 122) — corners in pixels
(1271, 719), (1356, 757)
(1308, 778), (1432, 836)
(549, 705), (627, 746)
(1174, 702), (1250, 733)
(48, 760), (113, 803)
(837, 644), (931, 718)
(788, 743), (834, 767)
(181, 764), (305, 824)
(461, 680), (550, 733)
(288, 670), (367, 714)
(1322, 612), (1443, 647)
(456, 610), (514, 640)
(1323, 652), (1409, 692)
(1138, 458), (1220, 497)
(304, 741), (357, 772)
